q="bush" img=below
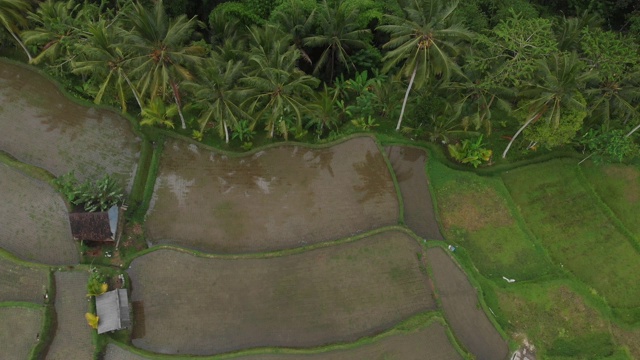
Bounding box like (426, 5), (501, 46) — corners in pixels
(53, 172), (125, 212)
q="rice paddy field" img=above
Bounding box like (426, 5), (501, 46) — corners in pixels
(0, 306), (44, 360)
(145, 137), (399, 253)
(0, 163), (79, 265)
(502, 159), (640, 323)
(385, 146), (443, 240)
(428, 160), (551, 281)
(426, 247), (509, 360)
(128, 230), (435, 355)
(3, 56), (639, 358)
(46, 271), (93, 360)
(0, 255), (49, 304)
(0, 60), (140, 184)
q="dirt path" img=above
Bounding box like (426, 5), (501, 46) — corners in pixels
(427, 247), (508, 360)
(46, 271), (92, 360)
(386, 146), (443, 240)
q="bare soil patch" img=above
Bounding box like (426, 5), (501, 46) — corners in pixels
(128, 231), (434, 355)
(426, 247), (508, 360)
(385, 146), (443, 240)
(0, 307), (43, 360)
(0, 164), (78, 265)
(46, 271), (93, 360)
(0, 60), (140, 184)
(145, 137), (398, 253)
(0, 255), (49, 304)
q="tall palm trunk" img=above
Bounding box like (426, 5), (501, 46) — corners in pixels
(396, 66), (417, 131)
(8, 28), (32, 63)
(122, 73), (143, 111)
(502, 114), (539, 158)
(626, 123), (640, 138)
(170, 80), (187, 129)
(223, 120), (229, 143)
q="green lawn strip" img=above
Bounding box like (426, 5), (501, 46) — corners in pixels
(375, 139), (405, 225)
(106, 311), (471, 359)
(501, 159), (640, 324)
(427, 159), (551, 281)
(493, 279), (625, 359)
(0, 149), (57, 185)
(129, 136), (165, 222)
(579, 162), (640, 244)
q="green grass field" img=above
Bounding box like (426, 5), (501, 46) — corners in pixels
(501, 159), (640, 324)
(428, 160), (552, 281)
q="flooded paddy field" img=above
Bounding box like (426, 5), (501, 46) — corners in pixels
(426, 247), (508, 360)
(105, 322), (461, 360)
(46, 271), (93, 360)
(0, 255), (49, 303)
(0, 60), (140, 183)
(146, 137), (399, 253)
(0, 306), (43, 360)
(0, 163), (78, 265)
(128, 230), (434, 355)
(385, 146), (443, 240)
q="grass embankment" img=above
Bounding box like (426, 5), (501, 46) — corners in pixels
(105, 312), (468, 359)
(502, 159), (640, 324)
(579, 162), (640, 242)
(428, 160), (552, 281)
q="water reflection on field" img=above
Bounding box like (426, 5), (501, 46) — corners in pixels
(0, 60), (139, 184)
(146, 137), (399, 253)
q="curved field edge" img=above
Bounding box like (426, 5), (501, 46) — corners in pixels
(104, 312), (471, 359)
(122, 226), (423, 267)
(427, 159), (554, 281)
(127, 230), (435, 355)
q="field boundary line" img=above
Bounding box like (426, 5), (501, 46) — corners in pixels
(576, 164), (640, 253)
(376, 141), (405, 225)
(122, 226), (420, 267)
(105, 311), (469, 359)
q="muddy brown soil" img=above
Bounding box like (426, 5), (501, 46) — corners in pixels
(0, 307), (43, 360)
(0, 163), (78, 265)
(0, 255), (49, 303)
(128, 231), (434, 355)
(105, 322), (461, 360)
(0, 60), (140, 184)
(386, 146), (443, 240)
(146, 137), (399, 253)
(46, 271), (93, 360)
(426, 247), (508, 360)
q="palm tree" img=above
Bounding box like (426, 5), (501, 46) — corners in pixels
(72, 20), (143, 113)
(123, 0), (205, 129)
(140, 97), (177, 129)
(586, 71), (640, 133)
(0, 0), (32, 62)
(270, 0), (316, 64)
(502, 52), (594, 158)
(22, 0), (83, 67)
(183, 57), (250, 143)
(243, 25), (319, 139)
(303, 0), (370, 82)
(450, 69), (514, 135)
(377, 0), (471, 131)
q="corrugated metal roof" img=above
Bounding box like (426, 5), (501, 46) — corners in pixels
(96, 289), (130, 334)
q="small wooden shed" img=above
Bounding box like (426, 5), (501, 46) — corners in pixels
(69, 205), (120, 243)
(96, 289), (131, 334)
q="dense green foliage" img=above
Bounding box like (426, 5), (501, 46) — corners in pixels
(53, 172), (125, 212)
(1, 0), (638, 161)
